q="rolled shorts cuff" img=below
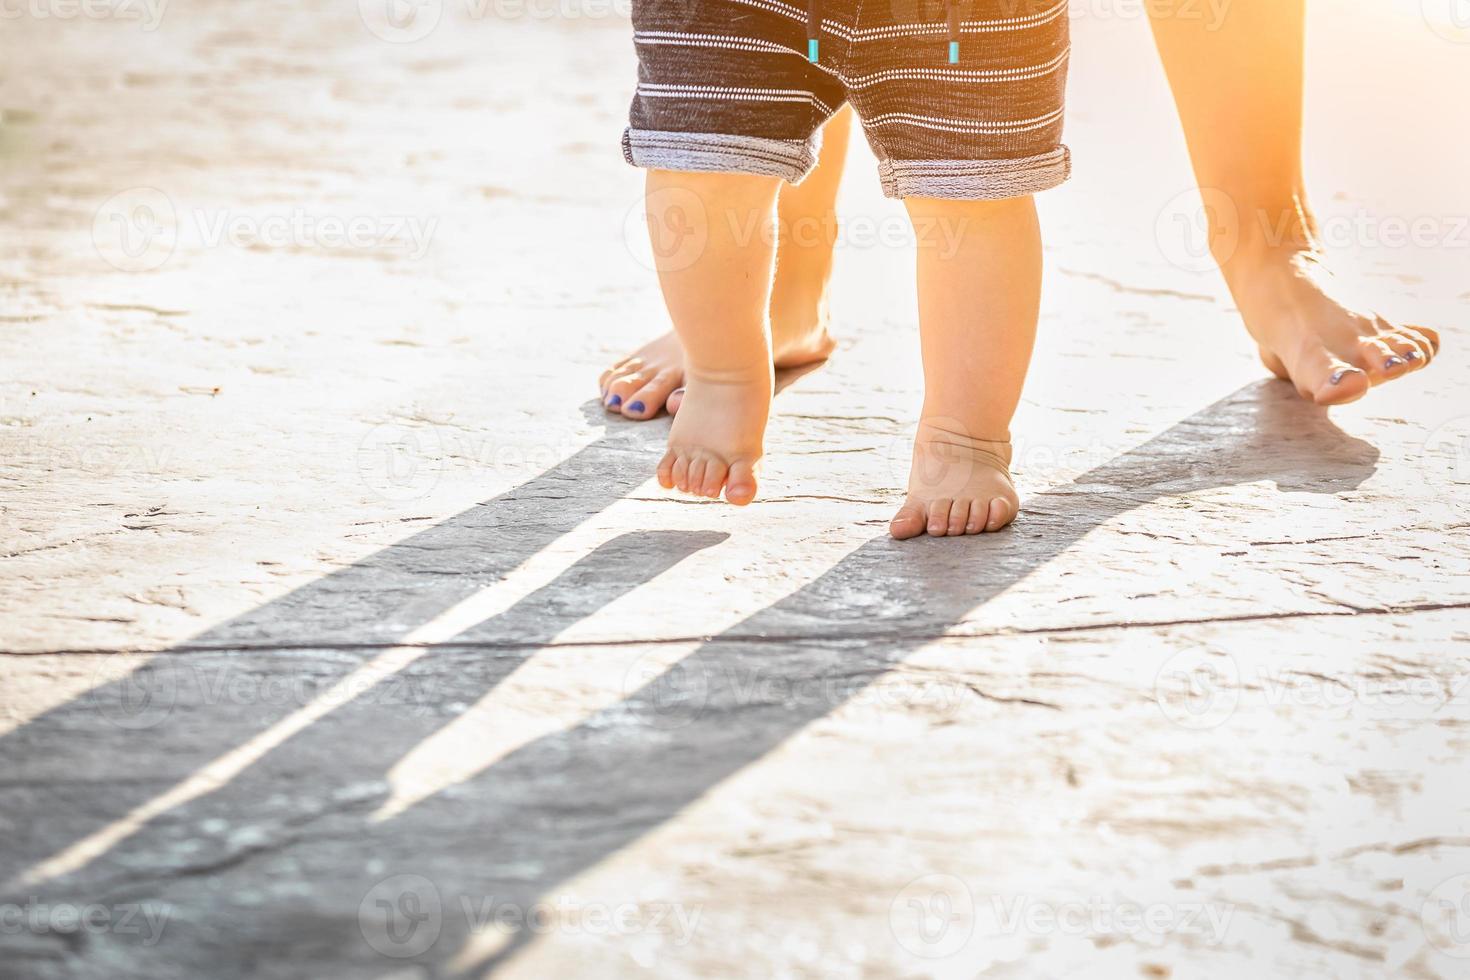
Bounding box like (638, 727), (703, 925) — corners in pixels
(622, 128), (820, 184)
(877, 147), (1071, 201)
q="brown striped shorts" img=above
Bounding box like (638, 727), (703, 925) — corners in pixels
(623, 0), (1071, 199)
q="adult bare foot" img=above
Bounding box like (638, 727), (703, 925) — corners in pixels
(598, 313), (834, 421)
(598, 330), (685, 419)
(1221, 234), (1441, 407)
(1146, 0), (1441, 407)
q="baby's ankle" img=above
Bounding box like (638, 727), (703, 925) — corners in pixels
(683, 359), (775, 389)
(914, 418), (1012, 461)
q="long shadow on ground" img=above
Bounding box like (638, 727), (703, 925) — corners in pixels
(0, 382), (1378, 979)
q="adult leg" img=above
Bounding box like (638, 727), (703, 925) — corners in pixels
(1148, 0), (1439, 405)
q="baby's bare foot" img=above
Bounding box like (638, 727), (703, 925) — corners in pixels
(655, 366), (772, 505)
(890, 423), (1018, 540)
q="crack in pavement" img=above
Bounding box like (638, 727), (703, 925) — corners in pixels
(7, 599), (1469, 657)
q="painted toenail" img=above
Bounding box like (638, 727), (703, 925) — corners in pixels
(1329, 369), (1352, 385)
(1405, 350), (1422, 362)
(1384, 356), (1405, 370)
(606, 394), (622, 407)
(627, 400), (646, 414)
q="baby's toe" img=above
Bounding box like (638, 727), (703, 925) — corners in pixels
(926, 498), (954, 537)
(671, 454), (691, 493)
(622, 370), (681, 419)
(724, 459), (758, 507)
(889, 500), (928, 540)
(964, 501), (986, 534)
(700, 458), (728, 499)
(656, 450), (676, 490)
(947, 499), (972, 537)
(684, 457), (709, 498)
(984, 498), (1015, 532)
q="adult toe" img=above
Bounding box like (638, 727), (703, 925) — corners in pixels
(604, 369), (649, 411)
(1381, 331), (1430, 370)
(599, 358), (632, 398)
(1288, 343), (1368, 406)
(1413, 323), (1442, 355)
(1398, 325), (1439, 367)
(1358, 337), (1409, 382)
(622, 369), (682, 419)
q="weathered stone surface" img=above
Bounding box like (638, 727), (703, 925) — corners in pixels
(1, 4), (1467, 978)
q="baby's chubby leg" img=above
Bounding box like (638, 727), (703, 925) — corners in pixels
(890, 195), (1042, 540)
(648, 169), (782, 505)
